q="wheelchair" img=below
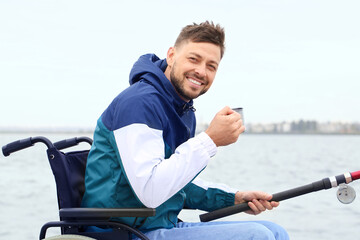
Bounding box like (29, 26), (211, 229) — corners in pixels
(2, 136), (156, 240)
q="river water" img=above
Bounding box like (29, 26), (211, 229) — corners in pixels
(1, 133), (359, 239)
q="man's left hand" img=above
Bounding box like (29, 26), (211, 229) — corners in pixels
(234, 191), (280, 215)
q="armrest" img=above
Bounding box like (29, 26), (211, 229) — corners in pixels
(60, 207), (156, 219)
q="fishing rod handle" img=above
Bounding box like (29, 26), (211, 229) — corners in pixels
(199, 202), (250, 222)
(272, 178), (332, 201)
(199, 184), (315, 222)
(200, 178), (331, 222)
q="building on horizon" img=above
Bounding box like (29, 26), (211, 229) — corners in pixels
(245, 120), (360, 134)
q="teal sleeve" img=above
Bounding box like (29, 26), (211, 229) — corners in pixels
(183, 183), (235, 212)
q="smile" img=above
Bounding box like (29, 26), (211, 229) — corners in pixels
(187, 77), (202, 86)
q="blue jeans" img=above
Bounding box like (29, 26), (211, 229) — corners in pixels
(133, 221), (289, 240)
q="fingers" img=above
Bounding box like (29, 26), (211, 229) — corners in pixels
(237, 125), (245, 135)
(228, 109), (244, 133)
(244, 192), (279, 215)
(218, 106), (233, 115)
(270, 201), (280, 208)
(241, 191), (272, 202)
(226, 109), (244, 133)
(248, 200), (279, 215)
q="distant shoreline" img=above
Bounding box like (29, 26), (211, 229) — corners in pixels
(2, 130), (360, 136)
(2, 119), (360, 135)
(0, 128), (94, 134)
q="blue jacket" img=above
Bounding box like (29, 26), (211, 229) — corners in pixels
(81, 54), (236, 231)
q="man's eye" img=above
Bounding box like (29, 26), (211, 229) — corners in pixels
(208, 65), (217, 71)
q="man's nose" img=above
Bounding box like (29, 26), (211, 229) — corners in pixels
(194, 63), (207, 78)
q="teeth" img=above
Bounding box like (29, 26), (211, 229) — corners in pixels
(188, 78), (201, 86)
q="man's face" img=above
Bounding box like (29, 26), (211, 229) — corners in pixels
(165, 41), (221, 102)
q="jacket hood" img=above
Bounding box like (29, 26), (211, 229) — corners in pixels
(129, 54), (195, 115)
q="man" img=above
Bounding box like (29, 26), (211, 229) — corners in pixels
(82, 21), (289, 240)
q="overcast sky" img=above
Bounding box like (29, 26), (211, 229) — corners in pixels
(1, 0), (359, 129)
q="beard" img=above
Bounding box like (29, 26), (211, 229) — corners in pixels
(169, 62), (208, 101)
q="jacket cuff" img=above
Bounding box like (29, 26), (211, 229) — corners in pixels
(226, 192), (236, 207)
(197, 132), (217, 157)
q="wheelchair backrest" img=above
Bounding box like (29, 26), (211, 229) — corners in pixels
(46, 147), (89, 209)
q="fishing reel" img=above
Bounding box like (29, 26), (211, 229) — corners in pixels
(336, 184), (356, 204)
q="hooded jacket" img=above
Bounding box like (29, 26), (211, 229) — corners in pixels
(81, 54), (236, 231)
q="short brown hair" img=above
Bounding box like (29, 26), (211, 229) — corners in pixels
(174, 21), (225, 58)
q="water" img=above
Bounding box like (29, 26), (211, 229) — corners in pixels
(1, 133), (359, 239)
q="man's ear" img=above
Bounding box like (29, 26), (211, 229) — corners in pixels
(166, 47), (175, 67)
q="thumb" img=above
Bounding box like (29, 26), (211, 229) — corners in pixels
(246, 191), (272, 201)
(218, 106), (233, 116)
(256, 192), (273, 201)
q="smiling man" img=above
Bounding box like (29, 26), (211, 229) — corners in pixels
(81, 21), (289, 240)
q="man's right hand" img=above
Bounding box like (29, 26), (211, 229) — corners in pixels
(205, 106), (245, 147)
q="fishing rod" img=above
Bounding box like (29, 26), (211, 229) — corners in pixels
(200, 170), (360, 222)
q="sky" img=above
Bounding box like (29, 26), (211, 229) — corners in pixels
(1, 0), (359, 129)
